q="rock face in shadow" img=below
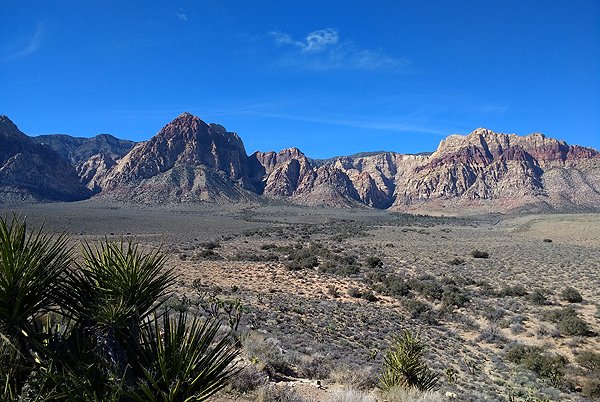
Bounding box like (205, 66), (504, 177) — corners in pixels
(32, 133), (135, 192)
(0, 116), (92, 203)
(2, 113), (599, 212)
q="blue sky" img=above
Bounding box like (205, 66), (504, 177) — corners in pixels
(1, 1), (598, 158)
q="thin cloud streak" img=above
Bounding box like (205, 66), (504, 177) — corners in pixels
(231, 109), (448, 136)
(1, 24), (44, 62)
(269, 28), (408, 72)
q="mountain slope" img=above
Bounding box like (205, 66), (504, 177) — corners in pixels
(99, 112), (256, 203)
(1, 113), (598, 212)
(32, 133), (135, 192)
(0, 116), (92, 202)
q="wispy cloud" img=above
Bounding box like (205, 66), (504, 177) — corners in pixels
(268, 28), (407, 72)
(1, 24), (45, 62)
(177, 9), (188, 22)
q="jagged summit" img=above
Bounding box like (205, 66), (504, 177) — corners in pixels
(1, 114), (598, 212)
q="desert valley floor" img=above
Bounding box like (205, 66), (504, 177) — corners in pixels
(2, 201), (599, 401)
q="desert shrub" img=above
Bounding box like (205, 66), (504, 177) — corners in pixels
(557, 314), (589, 336)
(498, 284), (528, 297)
(407, 278), (443, 301)
(348, 287), (362, 298)
(380, 330), (439, 392)
(527, 289), (548, 305)
(200, 241), (221, 250)
(327, 285), (340, 298)
(286, 255), (318, 271)
(543, 238), (553, 243)
(365, 256), (383, 268)
(326, 387), (376, 402)
(378, 387), (445, 402)
(379, 275), (410, 298)
(476, 324), (506, 344)
(483, 307), (506, 322)
(544, 307), (590, 336)
(228, 364), (267, 394)
(197, 248), (223, 260)
(470, 249), (489, 259)
(402, 299), (432, 319)
(447, 257), (466, 266)
(560, 287), (583, 303)
(576, 350), (600, 373)
(582, 378), (600, 399)
(320, 262), (360, 276)
(241, 332), (291, 376)
(256, 384), (307, 402)
(362, 290), (378, 302)
(329, 366), (377, 390)
(505, 344), (567, 387)
(291, 352), (331, 380)
(441, 286), (469, 308)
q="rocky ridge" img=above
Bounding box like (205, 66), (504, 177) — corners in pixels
(32, 133), (135, 192)
(1, 113), (598, 212)
(0, 116), (92, 202)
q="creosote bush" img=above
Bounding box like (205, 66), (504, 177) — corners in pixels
(505, 344), (567, 387)
(560, 287), (583, 303)
(470, 249), (489, 259)
(0, 215), (240, 401)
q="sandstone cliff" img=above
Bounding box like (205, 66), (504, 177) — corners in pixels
(2, 113), (598, 212)
(99, 112), (256, 203)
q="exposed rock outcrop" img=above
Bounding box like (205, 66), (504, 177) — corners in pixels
(0, 116), (92, 202)
(99, 112), (256, 203)
(2, 113), (598, 212)
(32, 133), (135, 191)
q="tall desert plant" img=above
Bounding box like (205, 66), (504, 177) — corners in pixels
(0, 215), (72, 396)
(380, 330), (439, 392)
(130, 312), (240, 401)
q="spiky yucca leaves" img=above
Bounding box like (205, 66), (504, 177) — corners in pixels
(130, 312), (240, 402)
(380, 330), (439, 392)
(0, 215), (72, 396)
(61, 240), (176, 384)
(0, 215), (72, 341)
(66, 240), (175, 325)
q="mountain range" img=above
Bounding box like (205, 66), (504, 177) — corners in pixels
(1, 112), (599, 213)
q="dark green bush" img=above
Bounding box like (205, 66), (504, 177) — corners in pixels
(402, 299), (432, 319)
(545, 307), (590, 336)
(560, 287), (583, 303)
(365, 256), (383, 268)
(527, 289), (548, 305)
(505, 344), (567, 387)
(470, 249), (489, 259)
(582, 378), (600, 399)
(497, 284), (528, 297)
(0, 216), (239, 401)
(577, 350), (600, 373)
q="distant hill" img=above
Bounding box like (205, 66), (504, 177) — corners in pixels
(2, 113), (599, 212)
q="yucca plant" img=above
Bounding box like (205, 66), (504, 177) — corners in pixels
(0, 215), (72, 396)
(0, 217), (241, 401)
(380, 330), (439, 392)
(64, 240), (174, 324)
(130, 312), (240, 402)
